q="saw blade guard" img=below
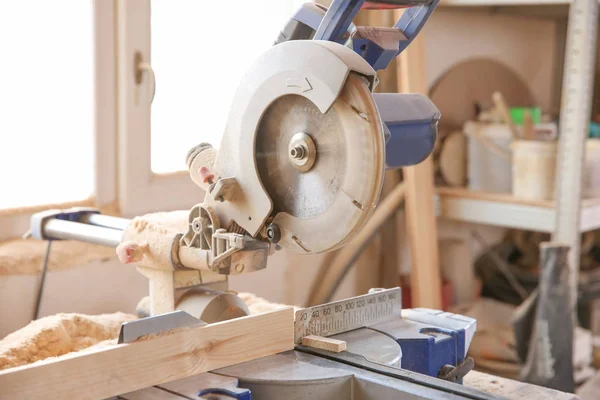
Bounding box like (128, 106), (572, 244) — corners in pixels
(258, 72), (386, 254)
(198, 40), (383, 246)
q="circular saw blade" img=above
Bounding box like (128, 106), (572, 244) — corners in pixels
(256, 95), (345, 219)
(255, 73), (385, 254)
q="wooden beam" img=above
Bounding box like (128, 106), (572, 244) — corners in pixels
(395, 24), (443, 309)
(301, 335), (347, 353)
(0, 308), (294, 400)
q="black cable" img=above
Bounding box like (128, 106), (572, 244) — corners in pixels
(33, 240), (52, 320)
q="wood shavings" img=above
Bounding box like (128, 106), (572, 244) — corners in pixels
(120, 211), (189, 271)
(237, 292), (301, 314)
(0, 312), (135, 371)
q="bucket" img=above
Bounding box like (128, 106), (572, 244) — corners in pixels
(511, 140), (557, 200)
(584, 139), (600, 198)
(465, 122), (512, 193)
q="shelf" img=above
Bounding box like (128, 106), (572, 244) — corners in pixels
(435, 187), (600, 232)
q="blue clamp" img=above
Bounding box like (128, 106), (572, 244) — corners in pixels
(197, 388), (251, 400)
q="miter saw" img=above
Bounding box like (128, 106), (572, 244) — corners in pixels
(26, 1), (499, 398)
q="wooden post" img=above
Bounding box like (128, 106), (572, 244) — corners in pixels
(395, 27), (442, 309)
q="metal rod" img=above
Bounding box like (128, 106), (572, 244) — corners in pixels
(79, 213), (131, 231)
(44, 219), (123, 248)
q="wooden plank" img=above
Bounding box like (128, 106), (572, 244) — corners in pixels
(301, 335), (347, 353)
(0, 308), (294, 400)
(394, 26), (442, 309)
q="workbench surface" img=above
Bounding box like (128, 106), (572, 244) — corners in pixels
(115, 369), (578, 400)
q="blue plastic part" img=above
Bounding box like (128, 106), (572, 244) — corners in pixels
(313, 0), (439, 70)
(313, 0), (365, 43)
(373, 93), (440, 169)
(396, 327), (458, 377)
(291, 2), (327, 31)
(370, 307), (476, 381)
(352, 37), (401, 71)
(197, 388), (252, 400)
(394, 0), (439, 55)
(55, 208), (100, 222)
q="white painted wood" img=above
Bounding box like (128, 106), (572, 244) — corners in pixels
(436, 192), (600, 233)
(436, 194), (556, 232)
(580, 202), (600, 232)
(0, 3), (116, 240)
(116, 0), (203, 217)
(94, 0), (117, 207)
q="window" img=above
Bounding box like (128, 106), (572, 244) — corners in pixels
(0, 1), (95, 210)
(0, 0), (115, 241)
(0, 1), (311, 239)
(118, 0), (308, 216)
(150, 0), (308, 174)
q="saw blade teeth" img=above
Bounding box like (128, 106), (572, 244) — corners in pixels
(255, 73), (385, 254)
(351, 105), (369, 121)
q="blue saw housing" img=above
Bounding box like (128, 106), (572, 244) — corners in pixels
(279, 0), (441, 170)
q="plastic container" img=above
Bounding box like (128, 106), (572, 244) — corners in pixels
(511, 140), (557, 200)
(584, 139), (600, 198)
(510, 107), (541, 125)
(465, 121), (512, 193)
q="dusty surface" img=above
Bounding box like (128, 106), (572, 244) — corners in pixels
(0, 239), (116, 276)
(0, 312), (135, 370)
(465, 370), (577, 400)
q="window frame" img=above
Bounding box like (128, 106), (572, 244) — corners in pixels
(116, 0), (203, 218)
(0, 0), (117, 241)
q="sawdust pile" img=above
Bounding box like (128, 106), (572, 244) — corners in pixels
(0, 312), (136, 370)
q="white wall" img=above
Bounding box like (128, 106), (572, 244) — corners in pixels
(424, 9), (558, 112)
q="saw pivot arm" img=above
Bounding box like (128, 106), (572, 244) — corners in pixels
(312, 0), (439, 71)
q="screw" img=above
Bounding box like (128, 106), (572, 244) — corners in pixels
(266, 223), (281, 243)
(235, 264), (245, 273)
(192, 218), (202, 233)
(290, 145), (305, 160)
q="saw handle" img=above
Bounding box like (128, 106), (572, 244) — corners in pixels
(362, 0), (432, 9)
(310, 0), (439, 70)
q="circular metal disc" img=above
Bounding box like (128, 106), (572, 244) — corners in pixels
(255, 73), (385, 253)
(256, 95), (346, 219)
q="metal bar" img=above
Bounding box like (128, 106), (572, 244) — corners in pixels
(294, 288), (402, 343)
(79, 213), (131, 230)
(553, 0), (598, 311)
(44, 219), (123, 248)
